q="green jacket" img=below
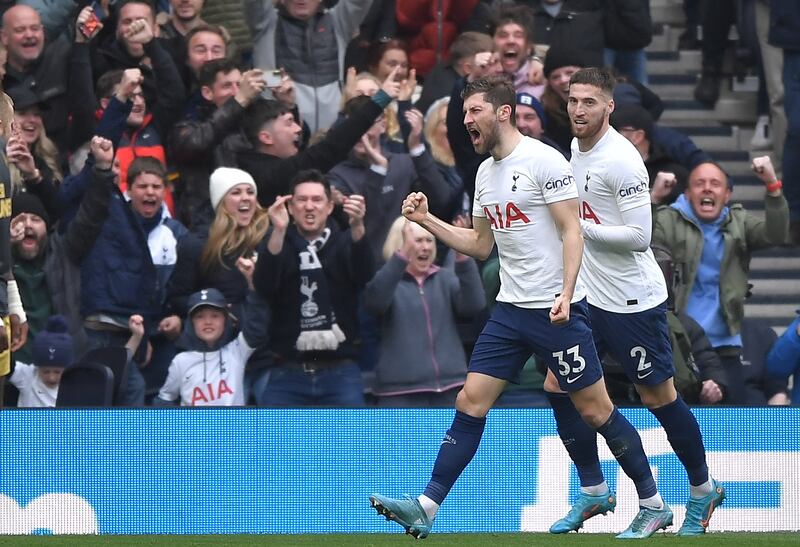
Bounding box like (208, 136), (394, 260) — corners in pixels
(652, 194), (789, 337)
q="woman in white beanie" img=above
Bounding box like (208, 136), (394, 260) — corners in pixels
(167, 167), (269, 326)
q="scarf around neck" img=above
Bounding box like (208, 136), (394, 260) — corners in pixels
(288, 227), (346, 352)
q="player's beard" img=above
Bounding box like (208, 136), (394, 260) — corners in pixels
(476, 120), (501, 155)
(571, 115), (603, 142)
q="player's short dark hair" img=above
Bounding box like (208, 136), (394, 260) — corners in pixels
(570, 67), (616, 97)
(290, 169), (331, 199)
(242, 99), (292, 146)
(127, 156), (167, 186)
(198, 58), (240, 88)
(490, 4), (535, 43)
(462, 75), (517, 126)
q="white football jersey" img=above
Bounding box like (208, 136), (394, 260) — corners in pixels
(158, 333), (254, 406)
(571, 127), (668, 313)
(473, 136), (585, 308)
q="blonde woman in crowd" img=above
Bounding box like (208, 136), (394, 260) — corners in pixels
(362, 216), (484, 407)
(168, 167), (269, 324)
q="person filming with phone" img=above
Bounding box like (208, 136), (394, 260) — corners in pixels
(168, 58), (298, 232)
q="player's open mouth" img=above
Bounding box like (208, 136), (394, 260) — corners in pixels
(503, 49), (518, 60)
(468, 128), (481, 143)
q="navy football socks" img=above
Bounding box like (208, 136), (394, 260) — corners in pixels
(547, 392), (605, 487)
(650, 396), (709, 486)
(597, 407), (658, 499)
(423, 411), (486, 504)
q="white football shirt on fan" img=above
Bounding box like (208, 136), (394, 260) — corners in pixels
(473, 136), (585, 308)
(571, 127), (668, 313)
(158, 333), (254, 406)
(10, 363), (58, 407)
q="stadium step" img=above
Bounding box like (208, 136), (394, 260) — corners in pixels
(649, 0), (686, 26)
(647, 0), (800, 335)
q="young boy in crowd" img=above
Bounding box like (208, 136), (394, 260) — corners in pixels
(10, 315), (73, 407)
(154, 287), (267, 406)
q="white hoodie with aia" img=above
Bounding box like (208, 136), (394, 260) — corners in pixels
(158, 333), (255, 406)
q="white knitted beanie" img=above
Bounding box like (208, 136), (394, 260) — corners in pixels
(209, 167), (257, 211)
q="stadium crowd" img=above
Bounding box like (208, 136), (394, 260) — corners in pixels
(0, 0), (798, 408)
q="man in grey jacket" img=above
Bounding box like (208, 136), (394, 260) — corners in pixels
(244, 0), (372, 134)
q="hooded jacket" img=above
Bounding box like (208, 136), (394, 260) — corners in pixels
(157, 291), (269, 406)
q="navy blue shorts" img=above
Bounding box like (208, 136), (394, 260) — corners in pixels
(469, 300), (603, 392)
(588, 301), (674, 386)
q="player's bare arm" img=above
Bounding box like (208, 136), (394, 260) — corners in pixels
(402, 192), (495, 260)
(547, 198), (583, 324)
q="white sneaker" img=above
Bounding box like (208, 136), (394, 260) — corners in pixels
(750, 115), (772, 150)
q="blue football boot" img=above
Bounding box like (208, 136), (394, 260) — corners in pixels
(370, 493), (432, 539)
(550, 491), (617, 533)
(677, 479), (726, 536)
(616, 506), (674, 539)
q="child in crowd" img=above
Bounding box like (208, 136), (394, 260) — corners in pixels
(10, 315), (73, 407)
(154, 286), (267, 406)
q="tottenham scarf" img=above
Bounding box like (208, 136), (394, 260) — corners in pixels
(289, 227), (346, 351)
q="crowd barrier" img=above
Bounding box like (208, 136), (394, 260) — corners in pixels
(0, 407), (797, 534)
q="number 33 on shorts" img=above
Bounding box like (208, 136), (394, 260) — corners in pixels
(553, 344), (586, 384)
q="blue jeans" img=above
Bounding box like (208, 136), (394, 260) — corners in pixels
(253, 361), (365, 407)
(84, 328), (145, 406)
(604, 48), (648, 85)
(783, 50), (800, 220)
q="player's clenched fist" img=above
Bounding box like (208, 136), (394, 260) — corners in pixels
(549, 294), (571, 325)
(401, 192), (428, 223)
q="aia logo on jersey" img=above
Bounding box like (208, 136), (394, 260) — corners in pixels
(545, 175), (574, 190)
(191, 379), (234, 405)
(580, 201), (601, 224)
(483, 202), (531, 229)
(619, 181), (648, 197)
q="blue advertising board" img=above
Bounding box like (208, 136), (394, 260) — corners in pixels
(0, 408), (797, 534)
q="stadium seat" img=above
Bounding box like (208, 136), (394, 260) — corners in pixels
(3, 377), (19, 407)
(80, 347), (130, 405)
(55, 363), (114, 407)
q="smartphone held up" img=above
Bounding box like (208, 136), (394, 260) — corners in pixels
(79, 1), (106, 40)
